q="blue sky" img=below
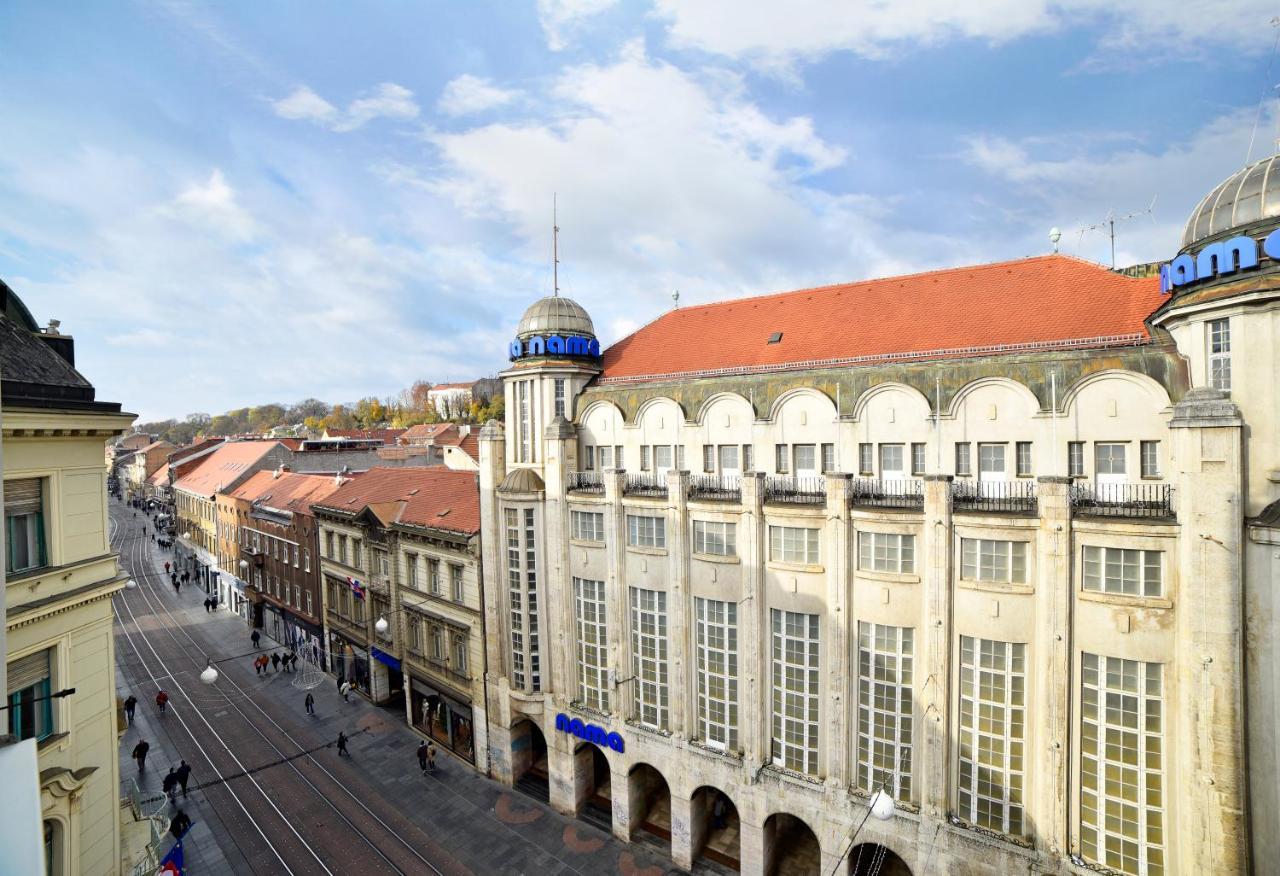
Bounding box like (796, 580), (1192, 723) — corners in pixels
(1, 0), (1276, 420)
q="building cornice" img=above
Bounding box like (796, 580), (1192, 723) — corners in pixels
(6, 572), (128, 630)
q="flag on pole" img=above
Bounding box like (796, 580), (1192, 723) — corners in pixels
(158, 839), (184, 875)
(347, 576), (365, 601)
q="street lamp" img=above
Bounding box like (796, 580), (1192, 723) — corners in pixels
(827, 787), (896, 876)
(125, 579), (137, 590)
(374, 615), (391, 635)
(200, 661), (218, 685)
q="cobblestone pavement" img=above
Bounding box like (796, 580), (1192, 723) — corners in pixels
(113, 501), (683, 875)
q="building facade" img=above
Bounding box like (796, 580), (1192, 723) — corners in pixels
(312, 467), (488, 768)
(123, 440), (173, 501)
(478, 160), (1280, 876)
(2, 281), (137, 874)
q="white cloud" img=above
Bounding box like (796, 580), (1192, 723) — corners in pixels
(652, 0), (1278, 71)
(165, 169), (256, 240)
(437, 75), (520, 117)
(537, 0), (618, 51)
(271, 82), (419, 132)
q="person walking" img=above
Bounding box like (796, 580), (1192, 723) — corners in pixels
(169, 809), (192, 840)
(132, 740), (150, 772)
(712, 792), (727, 830)
(251, 630), (261, 649)
(417, 741), (430, 774)
(164, 561), (171, 574)
(174, 578), (181, 595)
(426, 741), (437, 773)
(337, 731), (349, 757)
(305, 692), (315, 715)
(339, 680), (351, 702)
(155, 690), (169, 713)
(253, 656), (262, 676)
(123, 694), (137, 724)
(162, 768), (178, 803)
(176, 760), (191, 798)
(271, 653), (281, 673)
(203, 598), (211, 612)
(288, 652), (297, 672)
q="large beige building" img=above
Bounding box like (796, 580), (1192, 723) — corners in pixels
(478, 158), (1279, 875)
(2, 281), (136, 874)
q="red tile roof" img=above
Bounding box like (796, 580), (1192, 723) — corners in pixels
(429, 381), (474, 391)
(172, 441), (281, 497)
(148, 462), (169, 486)
(600, 255), (1164, 382)
(228, 470), (350, 517)
(400, 423), (459, 443)
(169, 437), (226, 465)
(310, 466), (479, 535)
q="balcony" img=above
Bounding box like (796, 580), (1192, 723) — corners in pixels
(764, 476), (826, 506)
(689, 474), (741, 503)
(952, 480), (1038, 515)
(567, 471), (605, 496)
(850, 477), (924, 510)
(1070, 482), (1175, 521)
(623, 472), (668, 499)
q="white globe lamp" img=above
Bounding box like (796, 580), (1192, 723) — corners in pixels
(374, 616), (390, 635)
(869, 788), (895, 821)
(200, 663), (218, 685)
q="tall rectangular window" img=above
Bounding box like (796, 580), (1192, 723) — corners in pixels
(583, 445), (596, 471)
(958, 637), (1026, 836)
(5, 478), (46, 575)
(571, 510), (605, 542)
(771, 610), (820, 775)
(554, 378), (566, 418)
(1140, 441), (1160, 479)
(769, 525), (819, 565)
(517, 379), (534, 463)
(630, 588), (669, 730)
(1083, 546), (1162, 597)
(859, 443), (873, 475)
(303, 548), (310, 573)
(654, 445), (673, 474)
(640, 445), (652, 471)
(598, 446), (614, 470)
(979, 443), (1006, 480)
(1016, 442), (1033, 477)
(695, 598), (738, 752)
(693, 520), (736, 556)
(1069, 441), (1085, 477)
(450, 564), (464, 602)
(879, 444), (904, 478)
(821, 443), (836, 473)
(718, 444), (739, 473)
(506, 509), (541, 691)
(505, 511), (525, 687)
(961, 539), (1028, 584)
(857, 623), (913, 800)
(911, 442), (926, 476)
(574, 577), (609, 712)
(775, 444), (790, 474)
(614, 446), (624, 469)
(1207, 318), (1231, 391)
(793, 444), (817, 475)
(6, 648), (54, 742)
(428, 558), (441, 595)
(742, 444), (753, 471)
(1081, 655), (1164, 876)
(676, 445), (686, 471)
(955, 442), (972, 477)
(858, 532), (915, 574)
(704, 445), (716, 473)
(627, 514), (666, 549)
(406, 553), (418, 589)
(452, 632), (469, 675)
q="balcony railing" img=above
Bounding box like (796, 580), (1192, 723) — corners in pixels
(689, 473), (742, 502)
(1070, 482), (1174, 520)
(764, 475), (827, 505)
(623, 472), (668, 498)
(952, 480), (1038, 515)
(850, 477), (924, 510)
(567, 470), (605, 495)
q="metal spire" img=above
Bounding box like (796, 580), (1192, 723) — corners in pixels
(553, 193), (560, 297)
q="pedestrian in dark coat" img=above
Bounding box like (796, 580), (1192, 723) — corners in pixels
(271, 653), (281, 672)
(288, 652), (297, 671)
(169, 809), (191, 839)
(164, 561), (171, 574)
(305, 693), (315, 715)
(251, 630), (261, 649)
(337, 731), (349, 757)
(132, 740), (150, 772)
(175, 578), (181, 594)
(124, 694), (137, 723)
(203, 598), (211, 612)
(163, 768), (178, 802)
(417, 741), (429, 773)
(176, 760), (191, 797)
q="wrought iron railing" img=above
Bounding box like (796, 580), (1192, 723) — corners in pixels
(849, 477), (924, 509)
(623, 472), (668, 498)
(951, 480), (1038, 515)
(566, 470), (605, 495)
(1070, 482), (1174, 520)
(688, 474), (742, 502)
(764, 476), (827, 505)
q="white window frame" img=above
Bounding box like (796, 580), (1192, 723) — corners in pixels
(695, 598), (738, 752)
(856, 622), (913, 800)
(858, 531), (915, 574)
(627, 514), (666, 549)
(957, 636), (1026, 836)
(1207, 317), (1231, 391)
(629, 588), (669, 730)
(693, 520), (736, 557)
(1082, 546), (1162, 597)
(574, 577), (609, 712)
(769, 525), (819, 565)
(771, 609), (820, 775)
(571, 510), (605, 542)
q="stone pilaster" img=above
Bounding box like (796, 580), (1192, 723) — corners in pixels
(1032, 475), (1072, 857)
(667, 468), (691, 738)
(824, 472), (853, 787)
(604, 468), (628, 719)
(919, 474), (953, 819)
(670, 791), (696, 870)
(741, 472), (767, 766)
(544, 416), (574, 697)
(1168, 387), (1248, 873)
(478, 420), (508, 703)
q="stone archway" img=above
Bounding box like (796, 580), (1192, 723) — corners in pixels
(763, 812), (820, 876)
(573, 742), (613, 833)
(849, 843), (912, 876)
(510, 719), (549, 802)
(692, 785), (741, 871)
(627, 763), (672, 849)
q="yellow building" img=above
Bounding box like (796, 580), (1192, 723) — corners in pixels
(2, 281), (136, 874)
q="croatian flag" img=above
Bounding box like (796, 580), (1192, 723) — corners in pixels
(347, 576), (365, 601)
(159, 839), (184, 875)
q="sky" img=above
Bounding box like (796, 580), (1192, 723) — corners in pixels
(1, 1), (1278, 421)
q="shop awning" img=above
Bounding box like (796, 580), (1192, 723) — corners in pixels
(371, 646), (401, 671)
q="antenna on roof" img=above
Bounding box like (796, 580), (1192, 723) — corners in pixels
(1072, 196), (1157, 268)
(672, 289), (680, 309)
(553, 193), (560, 297)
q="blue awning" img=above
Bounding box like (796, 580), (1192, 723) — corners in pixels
(370, 646), (401, 671)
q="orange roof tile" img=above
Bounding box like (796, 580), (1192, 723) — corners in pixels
(310, 466), (479, 535)
(228, 470), (350, 517)
(172, 441), (281, 497)
(401, 423), (458, 442)
(600, 255), (1164, 382)
(148, 462), (169, 486)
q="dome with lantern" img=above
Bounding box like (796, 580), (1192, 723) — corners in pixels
(515, 295), (595, 341)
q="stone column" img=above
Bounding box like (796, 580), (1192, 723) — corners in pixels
(824, 473), (853, 787)
(741, 472), (767, 766)
(919, 474), (953, 819)
(740, 818), (766, 876)
(667, 468), (691, 738)
(478, 421), (508, 697)
(604, 468), (629, 719)
(671, 791), (697, 870)
(1032, 475), (1072, 857)
(544, 417), (574, 697)
(1168, 387), (1248, 873)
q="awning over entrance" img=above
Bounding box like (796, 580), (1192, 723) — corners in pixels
(371, 646), (401, 671)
